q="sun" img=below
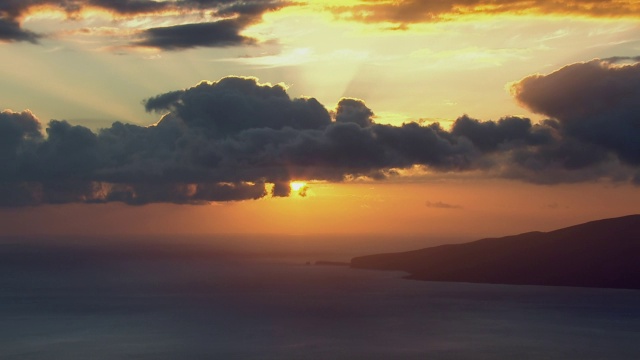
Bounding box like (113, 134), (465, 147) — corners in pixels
(290, 181), (307, 192)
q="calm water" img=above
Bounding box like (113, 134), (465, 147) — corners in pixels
(0, 240), (638, 359)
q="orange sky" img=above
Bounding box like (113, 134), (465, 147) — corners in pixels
(2, 180), (638, 240)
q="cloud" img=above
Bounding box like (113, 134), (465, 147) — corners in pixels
(1, 0), (155, 43)
(0, 110), (43, 182)
(0, 0), (287, 47)
(602, 56), (640, 64)
(85, 0), (171, 15)
(134, 19), (257, 50)
(329, 0), (640, 25)
(511, 58), (640, 165)
(2, 59), (640, 206)
(0, 77), (471, 206)
(425, 201), (462, 209)
(143, 77), (332, 133)
(0, 18), (40, 43)
(335, 98), (375, 128)
(451, 115), (552, 152)
(133, 1), (288, 50)
(546, 202), (559, 209)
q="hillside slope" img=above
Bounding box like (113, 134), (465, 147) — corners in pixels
(351, 215), (640, 289)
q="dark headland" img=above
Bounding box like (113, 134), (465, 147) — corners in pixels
(351, 215), (640, 289)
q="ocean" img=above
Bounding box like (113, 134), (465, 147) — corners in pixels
(0, 236), (638, 359)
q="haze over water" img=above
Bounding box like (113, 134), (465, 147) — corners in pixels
(1, 235), (638, 359)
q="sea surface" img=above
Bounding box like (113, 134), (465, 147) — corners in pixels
(0, 237), (639, 359)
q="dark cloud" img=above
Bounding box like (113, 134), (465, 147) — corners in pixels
(272, 181), (291, 197)
(96, 181), (268, 205)
(0, 0), (176, 18)
(144, 77), (332, 133)
(335, 98), (375, 128)
(0, 110), (43, 181)
(0, 18), (40, 43)
(0, 0), (286, 47)
(198, 0), (287, 16)
(86, 0), (172, 14)
(0, 77), (473, 206)
(2, 61), (640, 207)
(511, 58), (640, 165)
(0, 0), (173, 43)
(0, 110), (42, 142)
(330, 0), (640, 25)
(451, 115), (552, 152)
(371, 122), (472, 171)
(133, 1), (287, 49)
(134, 19), (256, 50)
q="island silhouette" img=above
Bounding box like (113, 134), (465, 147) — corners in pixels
(351, 215), (640, 289)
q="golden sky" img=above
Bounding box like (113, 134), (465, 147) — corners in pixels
(1, 0), (639, 237)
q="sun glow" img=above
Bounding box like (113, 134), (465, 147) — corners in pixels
(290, 181), (307, 192)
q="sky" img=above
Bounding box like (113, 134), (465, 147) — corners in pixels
(1, 0), (640, 240)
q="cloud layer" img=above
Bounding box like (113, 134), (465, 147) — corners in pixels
(330, 0), (640, 24)
(3, 0), (639, 48)
(1, 58), (639, 206)
(0, 0), (285, 48)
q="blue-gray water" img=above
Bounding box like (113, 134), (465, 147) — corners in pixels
(0, 239), (639, 359)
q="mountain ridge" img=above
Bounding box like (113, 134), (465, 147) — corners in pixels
(351, 215), (640, 289)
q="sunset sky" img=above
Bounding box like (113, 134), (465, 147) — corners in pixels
(1, 0), (639, 239)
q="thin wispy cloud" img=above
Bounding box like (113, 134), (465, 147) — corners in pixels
(425, 201), (463, 210)
(328, 0), (640, 25)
